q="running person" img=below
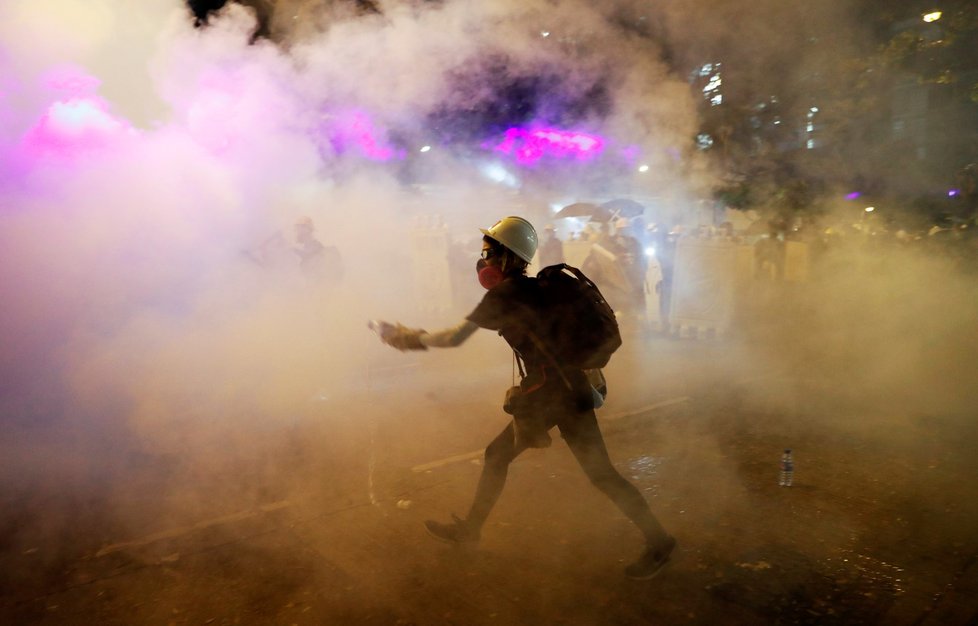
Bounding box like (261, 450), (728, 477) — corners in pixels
(375, 216), (675, 579)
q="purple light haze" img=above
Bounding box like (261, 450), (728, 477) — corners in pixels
(21, 95), (132, 157)
(948, 189), (960, 197)
(488, 126), (605, 165)
(326, 110), (402, 161)
(845, 191), (862, 200)
(620, 145), (641, 163)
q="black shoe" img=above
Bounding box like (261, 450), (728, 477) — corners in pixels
(624, 536), (676, 580)
(424, 514), (480, 545)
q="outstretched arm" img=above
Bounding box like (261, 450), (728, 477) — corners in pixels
(374, 319), (478, 351)
(420, 320), (479, 348)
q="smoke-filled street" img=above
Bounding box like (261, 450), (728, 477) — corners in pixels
(3, 318), (978, 624)
(2, 0), (978, 624)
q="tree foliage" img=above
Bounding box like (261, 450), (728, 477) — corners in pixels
(696, 1), (978, 219)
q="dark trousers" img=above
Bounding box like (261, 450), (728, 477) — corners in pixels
(465, 391), (669, 546)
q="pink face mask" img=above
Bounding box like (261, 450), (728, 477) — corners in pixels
(476, 258), (504, 290)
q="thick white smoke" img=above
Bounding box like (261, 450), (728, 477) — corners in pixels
(0, 0), (703, 522)
(2, 5), (978, 623)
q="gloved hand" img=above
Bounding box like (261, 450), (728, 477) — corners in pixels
(383, 323), (428, 351)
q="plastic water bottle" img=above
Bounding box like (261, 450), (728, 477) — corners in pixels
(367, 320), (393, 338)
(779, 449), (794, 487)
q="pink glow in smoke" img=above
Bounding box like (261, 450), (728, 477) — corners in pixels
(22, 96), (132, 157)
(489, 126), (605, 165)
(15, 68), (132, 158)
(327, 110), (402, 161)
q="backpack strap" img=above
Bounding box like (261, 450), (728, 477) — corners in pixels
(556, 264), (605, 297)
(512, 349), (526, 382)
(514, 348), (555, 395)
(524, 330), (575, 391)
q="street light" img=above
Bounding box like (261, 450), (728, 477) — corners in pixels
(865, 206), (875, 213)
(922, 11), (942, 23)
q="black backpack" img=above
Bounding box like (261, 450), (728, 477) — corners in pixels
(532, 264), (622, 370)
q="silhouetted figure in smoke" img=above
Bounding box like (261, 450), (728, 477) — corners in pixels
(588, 220), (612, 247)
(716, 221), (740, 243)
(537, 224), (564, 267)
(578, 220), (634, 315)
(651, 224), (680, 335)
(372, 216), (675, 580)
(610, 217), (646, 318)
(754, 221), (786, 280)
(293, 216), (343, 287)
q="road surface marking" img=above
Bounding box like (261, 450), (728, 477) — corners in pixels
(601, 396), (690, 421)
(94, 500), (291, 558)
(94, 395), (701, 556)
(411, 449), (485, 473)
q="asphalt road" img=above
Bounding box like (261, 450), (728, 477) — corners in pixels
(2, 331), (977, 625)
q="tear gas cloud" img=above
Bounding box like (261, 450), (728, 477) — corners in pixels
(0, 0), (702, 536)
(0, 0), (693, 454)
(1, 0), (977, 603)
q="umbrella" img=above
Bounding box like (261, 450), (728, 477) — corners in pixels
(600, 198), (646, 218)
(554, 202), (613, 222)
